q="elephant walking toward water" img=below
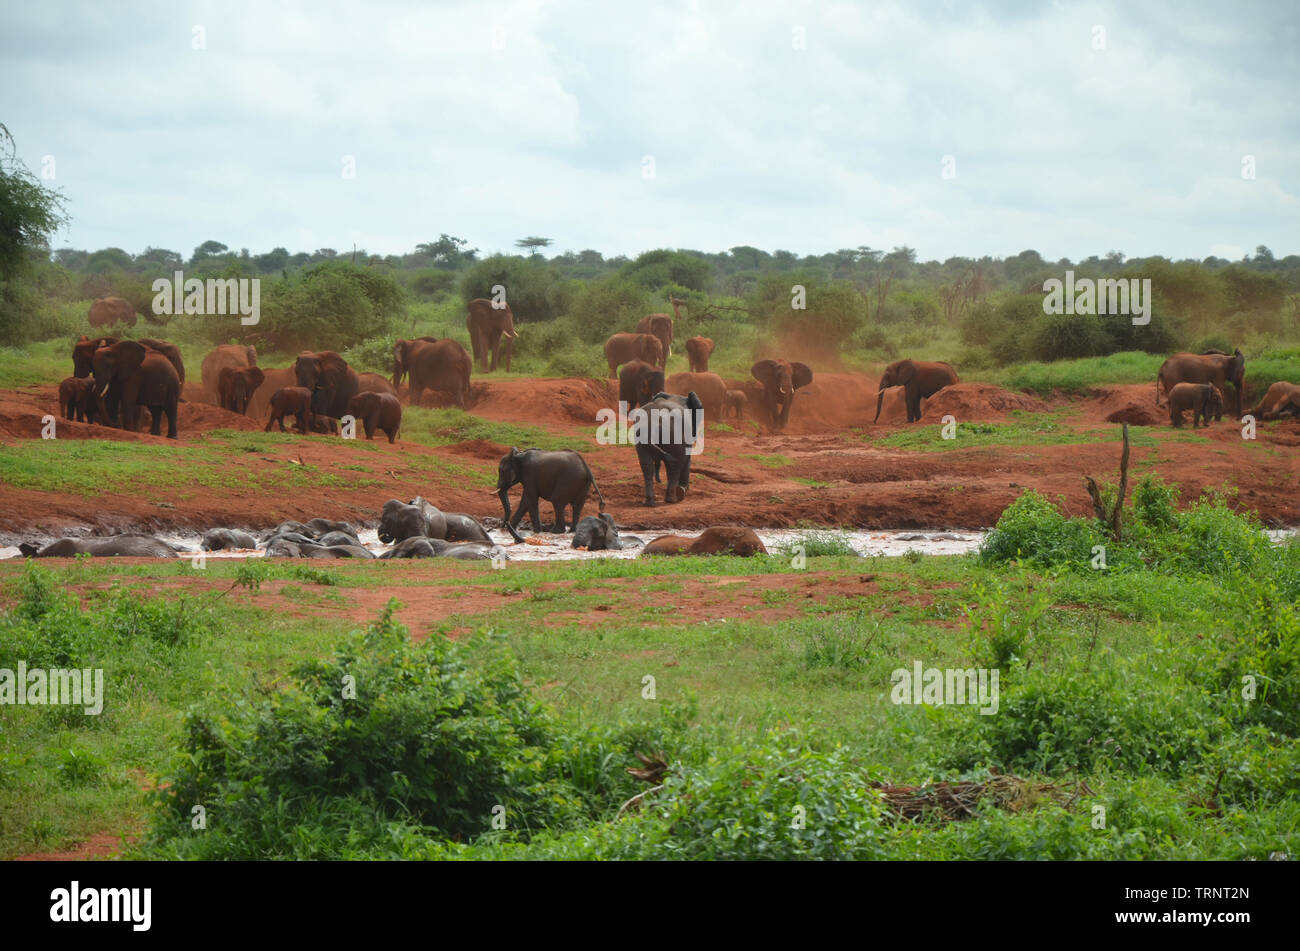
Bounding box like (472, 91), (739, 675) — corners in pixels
(497, 447), (605, 541)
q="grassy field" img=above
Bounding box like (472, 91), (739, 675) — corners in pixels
(1, 494), (1295, 860)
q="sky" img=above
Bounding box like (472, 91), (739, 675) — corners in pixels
(2, 0), (1297, 263)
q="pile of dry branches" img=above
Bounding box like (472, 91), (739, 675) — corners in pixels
(870, 772), (1094, 822)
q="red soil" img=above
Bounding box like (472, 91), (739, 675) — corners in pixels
(1, 372), (1297, 539)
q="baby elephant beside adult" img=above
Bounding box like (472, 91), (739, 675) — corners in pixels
(19, 536), (178, 558)
(1167, 382), (1224, 428)
(497, 447), (605, 541)
(641, 527), (768, 557)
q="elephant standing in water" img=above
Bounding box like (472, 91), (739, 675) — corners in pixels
(466, 299), (518, 372)
(497, 447), (605, 541)
(751, 359), (813, 428)
(874, 359), (958, 424)
(1156, 349), (1245, 417)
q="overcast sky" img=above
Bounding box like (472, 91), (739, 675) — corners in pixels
(2, 0), (1296, 263)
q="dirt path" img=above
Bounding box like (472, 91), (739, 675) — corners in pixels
(2, 374), (1297, 538)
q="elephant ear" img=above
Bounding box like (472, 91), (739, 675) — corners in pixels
(116, 340), (149, 378)
(790, 362), (813, 389)
(896, 360), (917, 385)
(751, 360), (778, 386)
(247, 367), (265, 389)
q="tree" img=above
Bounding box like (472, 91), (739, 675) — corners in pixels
(0, 123), (69, 282)
(515, 236), (553, 257)
(416, 234), (478, 269)
(191, 240), (229, 265)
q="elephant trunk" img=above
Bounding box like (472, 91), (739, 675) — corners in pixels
(874, 387), (885, 423)
(498, 487), (523, 542)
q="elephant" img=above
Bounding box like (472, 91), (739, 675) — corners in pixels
(634, 314), (673, 367)
(266, 539), (304, 558)
(752, 359), (814, 428)
(58, 376), (98, 423)
(310, 414), (340, 435)
(686, 336), (715, 372)
(378, 497), (448, 543)
(571, 513), (640, 551)
(466, 298), (518, 372)
(604, 333), (664, 378)
(304, 543), (374, 560)
(201, 345), (258, 402)
(87, 297), (137, 328)
(665, 371), (728, 421)
(641, 527), (768, 557)
(356, 373), (398, 398)
(218, 366), (266, 415)
(723, 389), (747, 421)
(1156, 349), (1245, 417)
(347, 391), (402, 443)
(245, 367), (296, 421)
(426, 538), (503, 561)
(1167, 382), (1224, 428)
(873, 359), (958, 424)
(443, 512), (491, 544)
(92, 340), (180, 438)
(618, 359), (665, 411)
(316, 530), (363, 548)
(379, 536), (438, 559)
(19, 535), (178, 558)
(1245, 381), (1300, 420)
(261, 519), (313, 542)
(264, 386), (317, 433)
(391, 336), (442, 386)
(305, 517), (353, 537)
(632, 391), (703, 506)
(73, 335), (118, 378)
(497, 447), (605, 541)
(392, 338), (472, 407)
(201, 528), (259, 551)
(137, 338), (186, 384)
(294, 350), (360, 420)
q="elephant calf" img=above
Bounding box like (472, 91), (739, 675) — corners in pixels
(572, 513), (631, 551)
(1168, 382), (1224, 428)
(265, 386), (316, 433)
(347, 391), (402, 443)
(641, 527), (768, 557)
(202, 528), (259, 551)
(723, 389), (747, 421)
(58, 376), (99, 423)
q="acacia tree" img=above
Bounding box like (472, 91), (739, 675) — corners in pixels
(515, 236), (553, 258)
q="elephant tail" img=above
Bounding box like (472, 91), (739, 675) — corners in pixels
(583, 457), (607, 513)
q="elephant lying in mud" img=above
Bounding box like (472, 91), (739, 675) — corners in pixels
(378, 537), (506, 560)
(202, 528), (259, 551)
(19, 536), (179, 558)
(572, 513), (642, 551)
(378, 498), (491, 544)
(1245, 382), (1300, 420)
(640, 527), (768, 557)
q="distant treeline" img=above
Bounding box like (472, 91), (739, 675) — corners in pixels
(5, 237), (1298, 370)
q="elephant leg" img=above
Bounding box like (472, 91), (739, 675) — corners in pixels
(664, 461), (681, 504)
(410, 383), (423, 407)
(551, 503), (565, 534)
(528, 494), (544, 533)
(149, 405), (163, 436)
(636, 447), (658, 506)
(165, 403), (178, 439)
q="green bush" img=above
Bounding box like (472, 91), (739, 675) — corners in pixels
(259, 261), (405, 351)
(459, 254), (568, 323)
(568, 276), (653, 344)
(979, 491), (1104, 569)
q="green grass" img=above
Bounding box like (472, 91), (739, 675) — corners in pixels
(400, 406), (574, 451)
(873, 417), (1094, 452)
(743, 453), (794, 468)
(990, 351), (1163, 396)
(0, 339), (71, 388)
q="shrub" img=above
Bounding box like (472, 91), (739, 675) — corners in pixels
(979, 491), (1103, 569)
(568, 276), (653, 344)
(459, 254), (567, 323)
